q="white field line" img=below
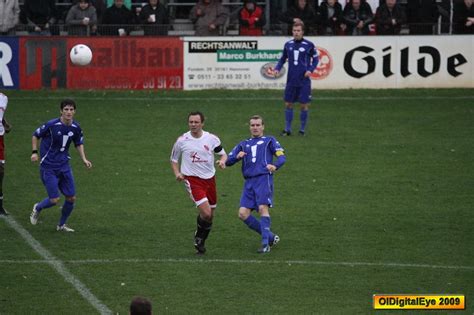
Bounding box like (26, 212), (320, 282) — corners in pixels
(2, 216), (112, 315)
(0, 257), (472, 271)
(10, 95), (474, 102)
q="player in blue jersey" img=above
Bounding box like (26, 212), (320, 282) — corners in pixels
(30, 99), (92, 232)
(226, 115), (286, 253)
(273, 21), (319, 136)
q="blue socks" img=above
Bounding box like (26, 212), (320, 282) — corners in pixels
(300, 109), (308, 132)
(286, 108), (309, 133)
(36, 197), (56, 213)
(260, 216), (271, 246)
(59, 200), (74, 226)
(243, 215), (274, 242)
(285, 108), (293, 132)
(35, 198), (75, 226)
(243, 215), (261, 234)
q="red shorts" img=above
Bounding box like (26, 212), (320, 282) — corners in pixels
(0, 136), (4, 161)
(184, 176), (217, 208)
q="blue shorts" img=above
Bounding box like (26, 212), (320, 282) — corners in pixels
(40, 167), (76, 199)
(240, 174), (273, 211)
(284, 83), (312, 104)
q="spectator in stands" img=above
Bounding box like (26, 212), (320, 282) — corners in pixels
(66, 0), (98, 35)
(23, 0), (57, 35)
(130, 296), (152, 315)
(138, 0), (169, 35)
(189, 0), (229, 36)
(238, 0), (265, 35)
(343, 0), (374, 35)
(318, 0), (345, 35)
(102, 0), (136, 36)
(73, 0), (106, 23)
(0, 0), (20, 35)
(375, 0), (407, 34)
(406, 0), (439, 34)
(453, 0), (474, 34)
(280, 0), (319, 35)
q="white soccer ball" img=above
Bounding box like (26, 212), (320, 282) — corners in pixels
(70, 44), (92, 66)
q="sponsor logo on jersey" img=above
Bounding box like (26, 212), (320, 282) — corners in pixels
(190, 152), (208, 163)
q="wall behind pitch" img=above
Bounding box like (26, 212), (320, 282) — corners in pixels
(17, 37), (183, 90)
(2, 35), (471, 90)
(183, 35), (473, 90)
(0, 37), (19, 89)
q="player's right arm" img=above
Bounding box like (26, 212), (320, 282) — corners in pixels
(31, 136), (40, 162)
(31, 123), (48, 162)
(274, 43), (288, 75)
(225, 142), (245, 167)
(171, 161), (184, 181)
(170, 138), (184, 181)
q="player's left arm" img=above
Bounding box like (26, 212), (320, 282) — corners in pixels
(76, 144), (92, 169)
(214, 144), (227, 169)
(266, 138), (286, 172)
(2, 118), (11, 133)
(0, 94), (11, 133)
(74, 129), (92, 168)
(305, 44), (319, 77)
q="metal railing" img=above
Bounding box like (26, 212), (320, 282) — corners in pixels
(4, 22), (462, 36)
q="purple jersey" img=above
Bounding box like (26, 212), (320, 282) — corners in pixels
(33, 118), (84, 170)
(274, 38), (319, 87)
(226, 136), (285, 178)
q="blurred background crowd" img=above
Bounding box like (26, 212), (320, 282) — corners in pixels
(0, 0), (472, 36)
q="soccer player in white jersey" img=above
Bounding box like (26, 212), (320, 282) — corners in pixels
(170, 111), (227, 255)
(0, 93), (12, 216)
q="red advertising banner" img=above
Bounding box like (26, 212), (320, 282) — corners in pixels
(19, 37), (183, 90)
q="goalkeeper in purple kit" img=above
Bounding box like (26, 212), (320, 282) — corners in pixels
(273, 21), (319, 136)
(226, 115), (286, 253)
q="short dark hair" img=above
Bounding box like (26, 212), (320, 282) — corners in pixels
(293, 21), (305, 31)
(188, 111), (205, 123)
(130, 296), (152, 315)
(250, 115), (264, 125)
(60, 99), (76, 110)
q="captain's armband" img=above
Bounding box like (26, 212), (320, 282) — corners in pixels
(214, 145), (226, 155)
(275, 150), (285, 157)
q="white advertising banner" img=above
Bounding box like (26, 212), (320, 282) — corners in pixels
(183, 35), (473, 90)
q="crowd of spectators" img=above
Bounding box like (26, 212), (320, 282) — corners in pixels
(0, 0), (472, 36)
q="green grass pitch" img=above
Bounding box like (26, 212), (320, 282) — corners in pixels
(0, 89), (473, 314)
